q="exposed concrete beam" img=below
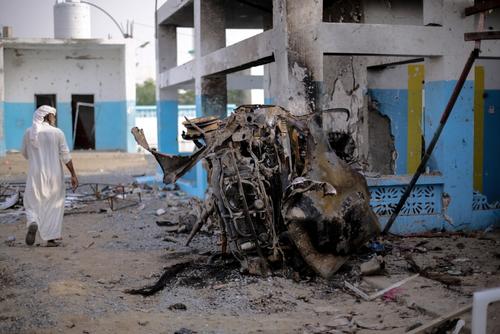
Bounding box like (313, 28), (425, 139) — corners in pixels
(481, 40), (500, 58)
(159, 60), (194, 88)
(157, 0), (193, 25)
(319, 23), (444, 57)
(172, 74), (263, 90)
(227, 74), (263, 90)
(200, 30), (274, 77)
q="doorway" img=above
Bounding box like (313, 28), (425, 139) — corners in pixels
(35, 94), (57, 126)
(35, 94), (56, 109)
(71, 95), (95, 150)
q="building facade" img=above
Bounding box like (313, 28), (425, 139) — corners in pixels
(155, 0), (500, 232)
(0, 38), (136, 154)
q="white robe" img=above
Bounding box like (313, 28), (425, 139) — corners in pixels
(21, 123), (71, 241)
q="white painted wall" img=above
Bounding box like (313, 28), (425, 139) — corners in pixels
(135, 115), (157, 149)
(367, 64), (409, 89)
(4, 44), (128, 102)
(363, 0), (423, 25)
(123, 40), (136, 101)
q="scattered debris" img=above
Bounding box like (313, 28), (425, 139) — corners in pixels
(168, 303), (187, 311)
(360, 256), (384, 276)
(174, 328), (197, 334)
(0, 191), (19, 210)
(405, 304), (471, 334)
(84, 241), (95, 249)
(405, 255), (462, 286)
(155, 208), (166, 216)
(65, 183), (142, 214)
(163, 236), (179, 243)
(4, 236), (16, 246)
(344, 274), (419, 301)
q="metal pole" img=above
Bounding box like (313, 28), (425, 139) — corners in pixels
(382, 47), (480, 235)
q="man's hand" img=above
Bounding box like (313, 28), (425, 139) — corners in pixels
(65, 160), (78, 192)
(71, 175), (79, 192)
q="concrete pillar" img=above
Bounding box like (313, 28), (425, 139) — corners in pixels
(423, 0), (443, 26)
(424, 0), (475, 227)
(263, 63), (275, 105)
(157, 24), (179, 154)
(0, 46), (5, 157)
(263, 14), (274, 105)
(124, 40), (137, 153)
(194, 0), (226, 118)
(271, 0), (323, 115)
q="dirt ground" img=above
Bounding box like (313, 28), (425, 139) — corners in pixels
(1, 152), (500, 334)
(0, 151), (156, 183)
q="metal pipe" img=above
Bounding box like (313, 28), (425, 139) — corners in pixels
(382, 47), (480, 235)
(80, 1), (131, 38)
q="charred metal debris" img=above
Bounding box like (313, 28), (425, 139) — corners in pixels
(132, 105), (380, 280)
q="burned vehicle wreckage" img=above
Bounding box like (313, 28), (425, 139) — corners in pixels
(132, 105), (380, 281)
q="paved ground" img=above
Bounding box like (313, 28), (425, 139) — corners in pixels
(1, 153), (500, 333)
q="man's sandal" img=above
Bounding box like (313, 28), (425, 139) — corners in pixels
(46, 240), (61, 247)
(25, 223), (37, 246)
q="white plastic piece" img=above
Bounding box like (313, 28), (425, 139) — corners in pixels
(451, 319), (465, 334)
(472, 287), (500, 334)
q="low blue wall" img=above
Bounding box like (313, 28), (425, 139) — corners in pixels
(3, 100), (135, 152)
(483, 89), (500, 202)
(0, 101), (5, 156)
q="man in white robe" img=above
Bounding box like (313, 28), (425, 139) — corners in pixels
(21, 105), (79, 246)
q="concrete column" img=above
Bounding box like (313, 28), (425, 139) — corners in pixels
(424, 0), (475, 227)
(423, 0), (443, 26)
(194, 0), (227, 118)
(157, 24), (179, 154)
(271, 0), (323, 115)
(473, 12), (500, 204)
(238, 69), (252, 105)
(263, 63), (275, 105)
(263, 13), (274, 105)
(0, 46), (5, 157)
(124, 40), (137, 153)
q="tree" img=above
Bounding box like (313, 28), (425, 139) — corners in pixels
(228, 90), (246, 105)
(178, 90), (195, 105)
(177, 89), (247, 105)
(136, 79), (156, 105)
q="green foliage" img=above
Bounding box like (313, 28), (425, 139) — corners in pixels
(178, 89), (247, 106)
(178, 90), (195, 105)
(228, 90), (246, 105)
(136, 79), (156, 106)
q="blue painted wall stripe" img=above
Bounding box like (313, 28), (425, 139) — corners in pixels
(425, 80), (474, 226)
(4, 102), (35, 150)
(157, 100), (179, 155)
(483, 89), (500, 202)
(4, 100), (135, 152)
(56, 102), (73, 149)
(0, 101), (6, 156)
(368, 89), (409, 175)
(264, 97), (274, 105)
